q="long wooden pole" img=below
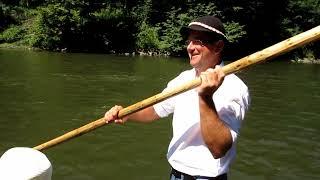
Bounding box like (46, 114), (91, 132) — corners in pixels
(34, 25), (320, 151)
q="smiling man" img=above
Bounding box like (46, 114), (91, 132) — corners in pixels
(105, 16), (250, 180)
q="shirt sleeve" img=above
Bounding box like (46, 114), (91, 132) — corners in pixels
(216, 83), (250, 142)
(153, 81), (176, 118)
(153, 69), (195, 118)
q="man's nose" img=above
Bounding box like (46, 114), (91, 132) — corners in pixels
(187, 42), (195, 51)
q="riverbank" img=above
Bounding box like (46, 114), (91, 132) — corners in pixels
(1, 43), (319, 64)
(0, 43), (173, 57)
(291, 58), (320, 64)
(0, 43), (41, 51)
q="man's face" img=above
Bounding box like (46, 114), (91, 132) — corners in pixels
(186, 30), (222, 72)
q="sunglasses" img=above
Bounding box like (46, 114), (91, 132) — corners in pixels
(185, 39), (213, 46)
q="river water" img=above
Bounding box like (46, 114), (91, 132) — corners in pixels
(0, 49), (319, 180)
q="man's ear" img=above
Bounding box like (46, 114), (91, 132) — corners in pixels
(215, 40), (224, 53)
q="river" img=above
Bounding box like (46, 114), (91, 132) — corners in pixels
(0, 49), (319, 179)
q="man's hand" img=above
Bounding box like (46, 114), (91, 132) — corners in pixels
(104, 105), (128, 124)
(198, 66), (225, 97)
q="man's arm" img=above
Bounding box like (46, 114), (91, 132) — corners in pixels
(199, 96), (232, 159)
(127, 106), (160, 123)
(104, 105), (160, 124)
(198, 67), (232, 159)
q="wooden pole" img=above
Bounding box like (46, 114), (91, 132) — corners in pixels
(33, 25), (320, 151)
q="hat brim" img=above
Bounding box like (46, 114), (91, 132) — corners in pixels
(180, 26), (228, 43)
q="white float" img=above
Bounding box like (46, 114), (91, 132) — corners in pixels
(0, 147), (52, 180)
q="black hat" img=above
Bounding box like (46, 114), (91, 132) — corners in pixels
(181, 16), (228, 42)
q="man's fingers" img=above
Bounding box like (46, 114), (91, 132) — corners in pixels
(198, 67), (225, 96)
(207, 68), (215, 72)
(114, 119), (125, 124)
(215, 66), (225, 79)
(104, 105), (127, 124)
(105, 105), (123, 123)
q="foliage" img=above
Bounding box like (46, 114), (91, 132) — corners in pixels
(158, 8), (190, 55)
(92, 5), (139, 52)
(0, 5), (13, 32)
(25, 3), (81, 50)
(0, 25), (25, 43)
(280, 0), (320, 58)
(136, 22), (162, 52)
(157, 2), (246, 55)
(158, 3), (218, 55)
(224, 22), (246, 43)
(0, 0), (319, 59)
(281, 0), (320, 35)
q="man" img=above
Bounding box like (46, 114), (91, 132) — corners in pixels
(105, 16), (250, 180)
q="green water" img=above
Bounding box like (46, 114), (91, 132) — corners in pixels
(0, 49), (319, 179)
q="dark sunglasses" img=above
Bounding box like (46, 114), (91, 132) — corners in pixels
(185, 39), (213, 46)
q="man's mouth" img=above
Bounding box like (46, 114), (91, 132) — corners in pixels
(191, 54), (200, 58)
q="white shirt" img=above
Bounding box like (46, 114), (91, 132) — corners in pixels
(153, 68), (250, 177)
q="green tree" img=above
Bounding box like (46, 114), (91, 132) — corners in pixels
(0, 0), (318, 59)
(157, 2), (246, 56)
(281, 0), (320, 59)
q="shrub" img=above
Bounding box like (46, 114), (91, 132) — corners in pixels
(0, 25), (25, 43)
(157, 2), (247, 56)
(224, 21), (246, 43)
(25, 4), (66, 49)
(25, 3), (82, 50)
(136, 22), (162, 52)
(92, 6), (139, 52)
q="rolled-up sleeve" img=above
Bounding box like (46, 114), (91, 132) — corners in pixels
(153, 81), (177, 118)
(215, 80), (250, 142)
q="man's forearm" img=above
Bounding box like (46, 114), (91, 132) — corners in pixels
(127, 106), (160, 123)
(199, 96), (232, 159)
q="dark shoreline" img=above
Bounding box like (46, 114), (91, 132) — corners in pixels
(1, 43), (319, 64)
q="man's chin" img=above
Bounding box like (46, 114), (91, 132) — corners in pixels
(189, 58), (200, 67)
